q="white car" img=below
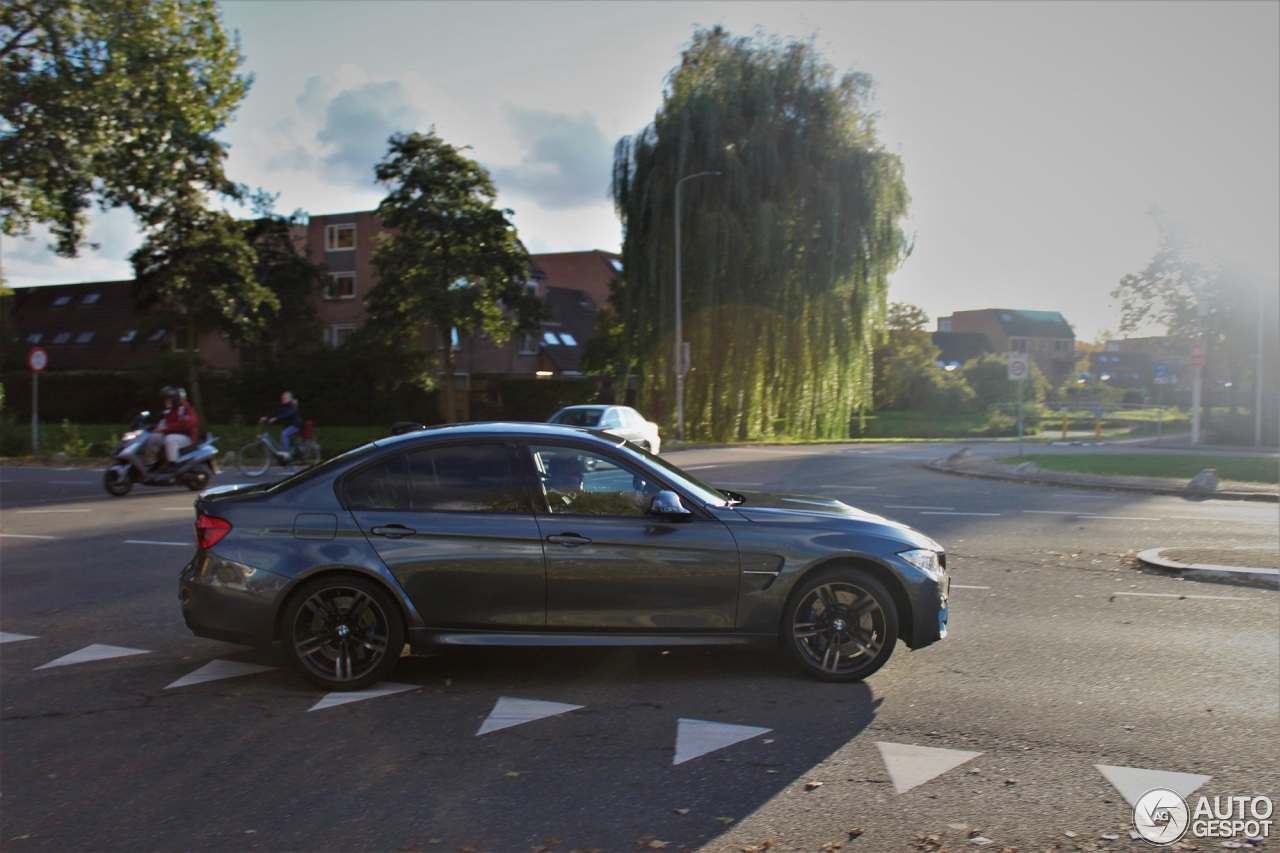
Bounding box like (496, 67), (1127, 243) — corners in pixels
(548, 405), (662, 454)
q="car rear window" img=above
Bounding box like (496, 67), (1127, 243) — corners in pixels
(551, 409), (601, 427)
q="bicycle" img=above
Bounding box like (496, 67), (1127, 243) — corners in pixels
(236, 424), (322, 477)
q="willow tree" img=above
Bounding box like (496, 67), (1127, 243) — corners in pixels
(611, 27), (911, 441)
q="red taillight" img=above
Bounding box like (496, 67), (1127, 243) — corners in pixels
(195, 514), (232, 549)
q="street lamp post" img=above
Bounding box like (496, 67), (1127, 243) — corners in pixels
(674, 170), (720, 442)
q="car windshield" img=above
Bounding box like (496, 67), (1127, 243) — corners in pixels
(551, 408), (602, 428)
(615, 441), (728, 508)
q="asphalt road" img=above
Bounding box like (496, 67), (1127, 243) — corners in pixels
(1, 444), (1276, 852)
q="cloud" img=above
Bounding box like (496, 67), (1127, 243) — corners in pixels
(317, 80), (425, 188)
(488, 109), (613, 210)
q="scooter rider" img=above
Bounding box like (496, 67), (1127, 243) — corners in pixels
(144, 386), (200, 471)
(260, 391), (301, 461)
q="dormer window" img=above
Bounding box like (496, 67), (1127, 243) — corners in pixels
(82, 293), (100, 305)
(53, 295), (72, 307)
(76, 332), (95, 343)
(120, 330), (137, 343)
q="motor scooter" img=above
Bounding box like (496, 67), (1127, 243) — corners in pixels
(103, 411), (221, 496)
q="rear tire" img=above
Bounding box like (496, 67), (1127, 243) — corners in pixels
(185, 465), (212, 491)
(782, 568), (898, 683)
(297, 441), (321, 469)
(283, 575), (405, 691)
(237, 441), (271, 477)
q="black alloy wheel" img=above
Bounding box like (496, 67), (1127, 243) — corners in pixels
(784, 569), (898, 682)
(283, 575), (405, 691)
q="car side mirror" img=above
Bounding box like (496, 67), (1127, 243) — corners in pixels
(649, 490), (693, 520)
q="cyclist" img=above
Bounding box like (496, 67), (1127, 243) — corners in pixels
(260, 391), (302, 462)
(147, 386), (200, 471)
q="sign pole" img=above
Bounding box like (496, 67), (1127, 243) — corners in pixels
(27, 347), (48, 453)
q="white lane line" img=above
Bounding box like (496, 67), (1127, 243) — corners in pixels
(950, 584), (991, 590)
(1078, 515), (1162, 521)
(16, 509), (92, 514)
(1113, 592), (1249, 601)
(884, 504), (955, 511)
(124, 540), (189, 547)
(921, 511), (1001, 517)
(161, 507), (194, 512)
(1023, 510), (1082, 515)
(714, 482), (763, 487)
(1166, 516), (1277, 525)
(1051, 493), (1117, 499)
(817, 485), (878, 489)
(683, 465), (718, 470)
(0, 533), (57, 539)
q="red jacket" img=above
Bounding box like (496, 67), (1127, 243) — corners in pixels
(160, 402), (200, 443)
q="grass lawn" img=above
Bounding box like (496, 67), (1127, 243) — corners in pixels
(997, 453), (1279, 485)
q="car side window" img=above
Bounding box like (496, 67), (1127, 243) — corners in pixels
(346, 445), (526, 513)
(345, 455), (410, 510)
(530, 444), (663, 517)
(599, 410), (621, 428)
(406, 445), (527, 513)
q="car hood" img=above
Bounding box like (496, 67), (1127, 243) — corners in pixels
(727, 491), (941, 549)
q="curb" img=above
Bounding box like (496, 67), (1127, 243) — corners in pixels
(923, 457), (1278, 503)
(1135, 547), (1280, 588)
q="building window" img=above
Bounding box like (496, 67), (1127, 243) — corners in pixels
(53, 295), (72, 307)
(120, 330), (137, 343)
(26, 332), (42, 344)
(559, 332), (578, 347)
(325, 324), (355, 348)
(81, 293), (100, 305)
(147, 329), (167, 342)
(519, 331), (538, 355)
(52, 332), (72, 344)
(543, 331), (561, 346)
(76, 332), (95, 344)
(1054, 338), (1072, 353)
(1009, 337), (1027, 353)
(325, 223), (356, 251)
(325, 272), (356, 300)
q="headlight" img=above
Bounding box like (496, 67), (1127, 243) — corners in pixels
(899, 548), (945, 579)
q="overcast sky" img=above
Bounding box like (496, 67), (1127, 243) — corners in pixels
(5, 0), (1277, 342)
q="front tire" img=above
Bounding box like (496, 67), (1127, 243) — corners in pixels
(237, 441), (271, 477)
(783, 569), (898, 683)
(104, 467), (133, 496)
(283, 575), (405, 691)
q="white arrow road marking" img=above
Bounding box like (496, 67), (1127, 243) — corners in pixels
(35, 644), (150, 669)
(308, 682), (418, 711)
(1096, 764), (1212, 807)
(165, 660), (277, 689)
(875, 741), (983, 793)
(673, 718), (772, 765)
(477, 696), (586, 735)
(0, 632), (38, 644)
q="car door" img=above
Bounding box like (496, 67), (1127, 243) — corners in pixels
(524, 442), (741, 631)
(345, 441), (546, 629)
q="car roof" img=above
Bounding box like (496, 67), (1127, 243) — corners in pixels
(373, 420), (623, 449)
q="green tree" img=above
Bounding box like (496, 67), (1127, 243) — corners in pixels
(130, 202), (279, 414)
(1, 0), (250, 255)
(873, 303), (973, 413)
(370, 130), (541, 423)
(242, 210), (326, 368)
(611, 27), (911, 442)
(963, 352), (1048, 413)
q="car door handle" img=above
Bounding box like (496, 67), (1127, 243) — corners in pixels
(547, 533), (592, 547)
(371, 524), (417, 539)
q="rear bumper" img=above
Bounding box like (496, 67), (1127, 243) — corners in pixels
(179, 553), (288, 647)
